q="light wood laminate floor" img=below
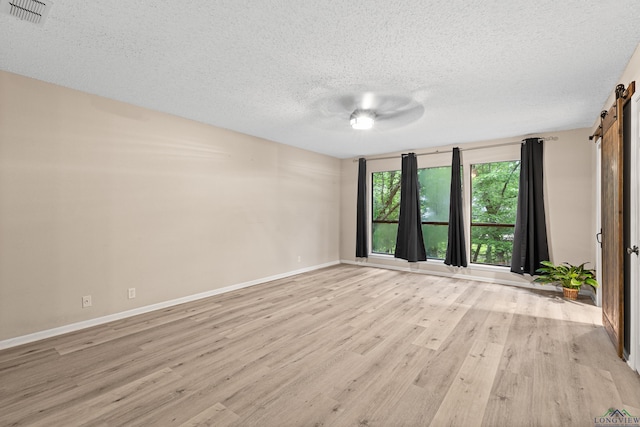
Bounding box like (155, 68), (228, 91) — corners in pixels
(1, 264), (640, 426)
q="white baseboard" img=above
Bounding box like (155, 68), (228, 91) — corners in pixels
(0, 261), (340, 350)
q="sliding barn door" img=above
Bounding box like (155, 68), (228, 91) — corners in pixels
(601, 83), (635, 358)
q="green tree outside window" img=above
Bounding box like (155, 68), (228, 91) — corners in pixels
(470, 161), (520, 266)
(371, 171), (401, 255)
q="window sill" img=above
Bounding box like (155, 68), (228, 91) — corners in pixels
(367, 254), (512, 272)
(467, 263), (511, 273)
(368, 253), (447, 264)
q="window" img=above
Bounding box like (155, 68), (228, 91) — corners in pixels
(418, 166), (451, 259)
(371, 170), (401, 255)
(470, 161), (520, 266)
(371, 167), (451, 258)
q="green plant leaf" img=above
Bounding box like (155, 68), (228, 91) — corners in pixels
(585, 278), (599, 288)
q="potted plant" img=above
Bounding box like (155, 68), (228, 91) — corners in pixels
(533, 261), (599, 300)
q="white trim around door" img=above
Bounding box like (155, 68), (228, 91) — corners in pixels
(628, 91), (640, 373)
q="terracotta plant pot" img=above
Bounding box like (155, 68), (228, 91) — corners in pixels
(563, 287), (579, 300)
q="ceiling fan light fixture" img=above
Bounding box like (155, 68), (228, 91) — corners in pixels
(350, 110), (375, 130)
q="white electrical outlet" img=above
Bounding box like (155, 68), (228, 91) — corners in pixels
(297, 255), (301, 262)
(82, 295), (92, 308)
(128, 288), (136, 299)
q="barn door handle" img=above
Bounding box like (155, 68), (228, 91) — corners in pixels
(596, 231), (602, 247)
(627, 245), (639, 256)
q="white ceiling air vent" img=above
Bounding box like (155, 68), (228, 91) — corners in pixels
(1, 0), (53, 26)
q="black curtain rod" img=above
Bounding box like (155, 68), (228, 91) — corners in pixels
(353, 136), (558, 162)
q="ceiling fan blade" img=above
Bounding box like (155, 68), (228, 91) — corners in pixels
(310, 90), (424, 130)
(375, 104), (425, 128)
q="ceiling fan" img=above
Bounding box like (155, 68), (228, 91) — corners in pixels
(310, 90), (425, 131)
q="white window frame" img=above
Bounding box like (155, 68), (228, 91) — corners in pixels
(462, 144), (521, 270)
(368, 153), (452, 260)
(367, 145), (521, 267)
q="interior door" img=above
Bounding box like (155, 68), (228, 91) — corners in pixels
(601, 83), (635, 359)
(601, 97), (624, 358)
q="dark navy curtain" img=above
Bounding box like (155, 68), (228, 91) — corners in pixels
(395, 153), (427, 262)
(445, 147), (467, 267)
(356, 158), (368, 258)
(510, 138), (550, 274)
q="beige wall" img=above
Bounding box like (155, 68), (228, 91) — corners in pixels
(0, 65), (603, 342)
(0, 71), (341, 341)
(340, 128), (595, 285)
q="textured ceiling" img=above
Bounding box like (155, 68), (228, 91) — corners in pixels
(1, 1), (639, 158)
